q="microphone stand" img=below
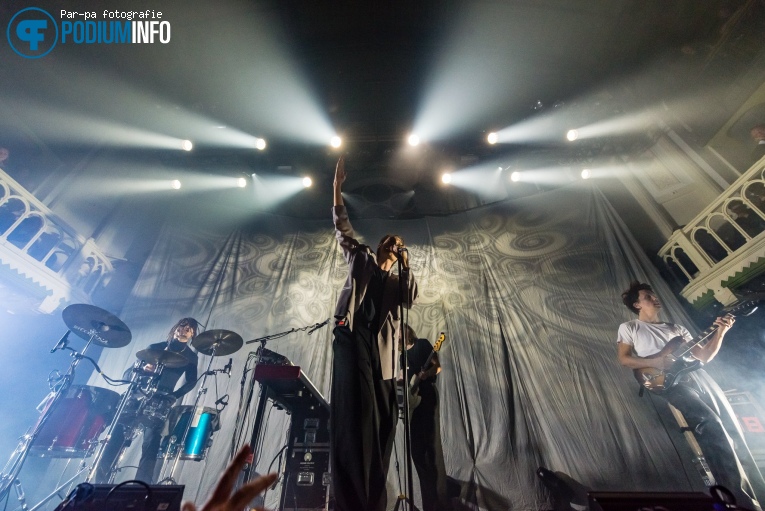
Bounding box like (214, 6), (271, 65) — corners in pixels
(241, 340), (271, 484)
(238, 320), (324, 483)
(394, 250), (417, 511)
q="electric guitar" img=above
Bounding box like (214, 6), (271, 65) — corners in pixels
(633, 301), (757, 392)
(407, 332), (446, 411)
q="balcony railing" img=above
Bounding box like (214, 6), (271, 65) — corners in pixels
(658, 156), (765, 307)
(0, 168), (113, 313)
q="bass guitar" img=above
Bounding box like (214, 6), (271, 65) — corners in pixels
(407, 332), (446, 411)
(633, 301), (757, 392)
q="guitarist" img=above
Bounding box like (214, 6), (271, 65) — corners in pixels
(617, 281), (763, 510)
(402, 326), (450, 511)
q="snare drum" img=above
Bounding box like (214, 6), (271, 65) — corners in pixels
(142, 393), (176, 422)
(123, 392), (176, 423)
(31, 385), (120, 458)
(159, 406), (220, 461)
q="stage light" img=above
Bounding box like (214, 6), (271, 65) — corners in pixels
(171, 180), (182, 189)
(566, 129), (578, 142)
(237, 177), (247, 188)
(407, 133), (420, 147)
(255, 138), (267, 150)
(510, 172), (521, 182)
(330, 136), (342, 148)
(302, 176), (312, 188)
(487, 132), (498, 145)
(581, 168), (591, 180)
(181, 140), (193, 151)
(441, 173), (452, 184)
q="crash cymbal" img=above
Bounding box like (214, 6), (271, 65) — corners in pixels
(62, 304), (131, 348)
(192, 329), (243, 356)
(135, 348), (189, 368)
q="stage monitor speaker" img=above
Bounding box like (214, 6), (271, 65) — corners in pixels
(54, 483), (185, 511)
(588, 491), (713, 511)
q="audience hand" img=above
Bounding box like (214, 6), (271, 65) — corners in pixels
(181, 445), (276, 511)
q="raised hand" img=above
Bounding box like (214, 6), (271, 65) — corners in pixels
(181, 445), (276, 511)
(334, 156), (346, 187)
(334, 156), (346, 206)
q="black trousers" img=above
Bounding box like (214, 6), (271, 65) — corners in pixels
(663, 383), (761, 509)
(94, 418), (163, 484)
(411, 388), (450, 511)
(331, 324), (398, 511)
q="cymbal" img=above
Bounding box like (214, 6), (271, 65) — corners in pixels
(135, 348), (189, 368)
(62, 304), (131, 348)
(192, 329), (243, 356)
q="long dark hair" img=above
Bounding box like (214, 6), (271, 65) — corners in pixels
(166, 317), (200, 343)
(376, 234), (403, 262)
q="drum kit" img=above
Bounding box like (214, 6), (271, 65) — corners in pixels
(0, 304), (243, 510)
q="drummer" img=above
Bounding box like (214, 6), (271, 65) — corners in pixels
(95, 317), (200, 484)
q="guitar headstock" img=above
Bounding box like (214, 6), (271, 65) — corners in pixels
(433, 332), (446, 352)
(723, 300), (759, 318)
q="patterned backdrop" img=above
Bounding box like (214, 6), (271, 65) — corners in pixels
(91, 184), (754, 510)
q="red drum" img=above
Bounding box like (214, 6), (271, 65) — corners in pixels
(30, 385), (119, 458)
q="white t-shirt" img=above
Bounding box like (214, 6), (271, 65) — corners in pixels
(616, 319), (693, 357)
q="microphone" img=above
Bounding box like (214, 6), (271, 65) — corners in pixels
(50, 331), (71, 353)
(224, 358), (233, 376)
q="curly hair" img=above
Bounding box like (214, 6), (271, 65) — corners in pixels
(621, 281), (653, 315)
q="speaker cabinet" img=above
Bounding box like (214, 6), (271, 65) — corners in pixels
(588, 491), (714, 511)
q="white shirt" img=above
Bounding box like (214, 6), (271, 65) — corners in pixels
(616, 319), (693, 357)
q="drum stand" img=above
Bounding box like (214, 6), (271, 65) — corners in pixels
(158, 343), (220, 484)
(23, 461), (89, 511)
(0, 331), (93, 505)
(84, 362), (165, 483)
(2, 362), (162, 511)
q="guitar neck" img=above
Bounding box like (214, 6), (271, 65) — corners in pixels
(673, 325), (717, 357)
(672, 311), (740, 359)
(419, 351), (436, 372)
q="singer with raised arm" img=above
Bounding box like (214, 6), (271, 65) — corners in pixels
(94, 318), (199, 484)
(330, 155), (418, 511)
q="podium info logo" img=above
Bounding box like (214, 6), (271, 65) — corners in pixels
(7, 7), (58, 58)
(7, 7), (171, 58)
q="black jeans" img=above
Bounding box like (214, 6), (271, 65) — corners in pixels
(411, 387), (450, 511)
(330, 324), (397, 511)
(663, 383), (760, 509)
